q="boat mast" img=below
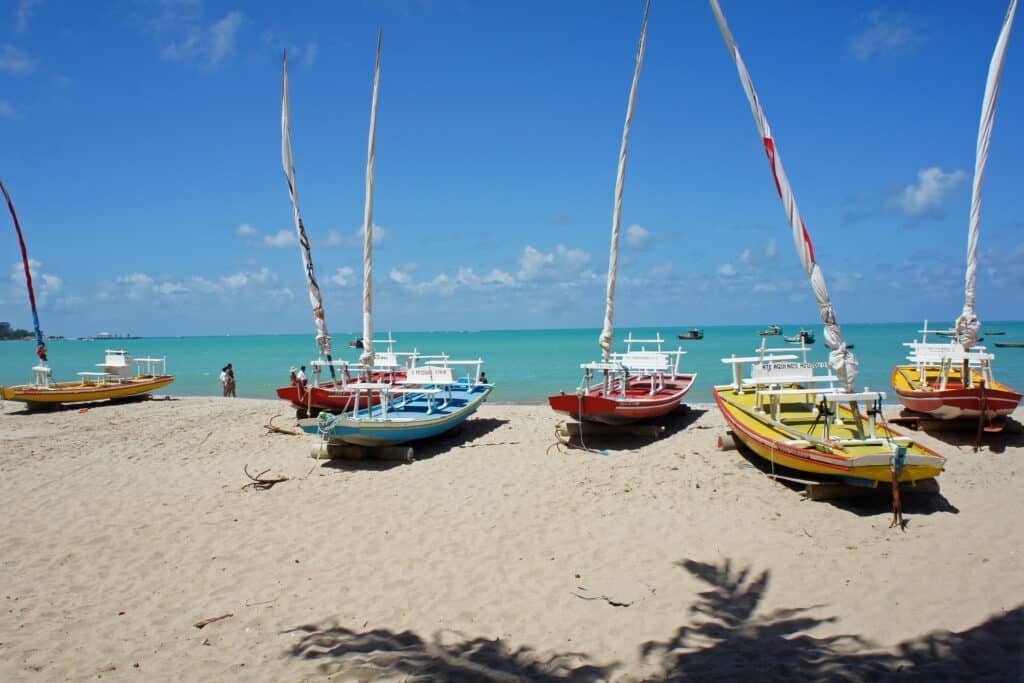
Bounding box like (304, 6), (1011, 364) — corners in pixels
(281, 51), (335, 377)
(957, 0), (1017, 350)
(0, 180), (47, 364)
(599, 0), (650, 363)
(360, 29), (383, 370)
(710, 0), (858, 392)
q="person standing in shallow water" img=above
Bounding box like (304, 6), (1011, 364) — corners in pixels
(220, 366), (229, 396)
(225, 363), (237, 398)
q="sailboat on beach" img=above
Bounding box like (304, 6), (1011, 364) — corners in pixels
(708, 0), (944, 519)
(276, 51), (424, 418)
(0, 181), (175, 408)
(891, 0), (1022, 427)
(304, 30), (493, 448)
(547, 2), (696, 426)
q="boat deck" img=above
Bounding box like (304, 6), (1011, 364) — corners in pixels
(714, 385), (945, 483)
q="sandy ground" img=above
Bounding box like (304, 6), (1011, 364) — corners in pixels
(0, 396), (1021, 681)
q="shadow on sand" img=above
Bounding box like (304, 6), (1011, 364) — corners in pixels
(2, 393), (176, 415)
(555, 406), (708, 454)
(320, 417), (510, 471)
(899, 414), (1024, 454)
(729, 435), (961, 518)
(286, 558), (1022, 680)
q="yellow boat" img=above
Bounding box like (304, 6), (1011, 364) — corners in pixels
(1, 350), (175, 409)
(715, 348), (945, 487)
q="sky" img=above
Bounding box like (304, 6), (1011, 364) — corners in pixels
(1, 0), (1022, 337)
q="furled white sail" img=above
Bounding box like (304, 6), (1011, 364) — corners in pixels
(710, 0), (858, 391)
(599, 0), (650, 362)
(281, 51), (333, 363)
(360, 30), (383, 369)
(957, 0), (1017, 350)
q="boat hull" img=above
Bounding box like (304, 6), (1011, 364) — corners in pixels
(0, 375), (175, 406)
(713, 385), (944, 484)
(276, 370), (404, 412)
(276, 383), (379, 412)
(548, 374), (696, 425)
(891, 366), (1021, 420)
(308, 383), (493, 447)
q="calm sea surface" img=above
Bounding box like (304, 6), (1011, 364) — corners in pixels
(2, 322), (1023, 405)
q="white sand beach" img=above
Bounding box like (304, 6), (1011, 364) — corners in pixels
(1, 397), (1021, 680)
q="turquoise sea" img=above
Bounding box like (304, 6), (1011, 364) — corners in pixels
(2, 322), (1023, 405)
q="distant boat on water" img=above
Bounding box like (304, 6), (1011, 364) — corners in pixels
(784, 329), (815, 344)
(678, 328), (703, 340)
(758, 324), (781, 336)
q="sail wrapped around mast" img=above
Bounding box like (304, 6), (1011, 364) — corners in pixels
(956, 0), (1017, 350)
(599, 0), (650, 362)
(1, 180), (47, 363)
(360, 29), (383, 370)
(710, 0), (858, 391)
(281, 51), (333, 367)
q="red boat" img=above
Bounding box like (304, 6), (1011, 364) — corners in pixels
(549, 372), (695, 425)
(276, 358), (407, 417)
(549, 335), (696, 425)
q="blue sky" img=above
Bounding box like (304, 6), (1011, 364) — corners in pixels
(1, 0), (1021, 337)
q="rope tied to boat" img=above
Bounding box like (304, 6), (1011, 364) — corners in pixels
(317, 411), (337, 437)
(889, 445), (907, 531)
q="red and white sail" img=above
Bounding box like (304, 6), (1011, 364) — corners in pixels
(281, 51), (332, 362)
(957, 0), (1017, 350)
(710, 0), (858, 391)
(599, 0), (650, 362)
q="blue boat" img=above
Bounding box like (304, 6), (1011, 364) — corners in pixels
(284, 34), (491, 451)
(305, 362), (493, 446)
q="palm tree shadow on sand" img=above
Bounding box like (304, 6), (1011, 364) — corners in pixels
(285, 624), (614, 681)
(285, 558), (1021, 680)
(643, 559), (1022, 681)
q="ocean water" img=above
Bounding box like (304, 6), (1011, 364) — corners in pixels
(2, 322), (1023, 405)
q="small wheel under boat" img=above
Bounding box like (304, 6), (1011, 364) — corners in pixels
(296, 407), (309, 419)
(308, 407), (321, 418)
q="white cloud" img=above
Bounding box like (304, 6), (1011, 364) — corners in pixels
(247, 267), (276, 284)
(15, 0), (41, 32)
(115, 272), (154, 300)
(0, 100), (16, 119)
(117, 272), (153, 288)
(389, 268), (411, 284)
(625, 223), (650, 249)
(160, 10), (243, 69)
(222, 273), (247, 288)
(155, 282), (188, 295)
(0, 44), (35, 74)
(895, 167), (967, 216)
(222, 267), (275, 289)
(517, 244), (591, 282)
(303, 39), (318, 67)
(236, 223), (258, 236)
(848, 11), (925, 62)
(264, 230), (295, 248)
(324, 229), (343, 246)
(716, 240), (780, 283)
(329, 267), (354, 287)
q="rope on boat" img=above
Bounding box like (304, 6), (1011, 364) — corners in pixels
(889, 446), (907, 531)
